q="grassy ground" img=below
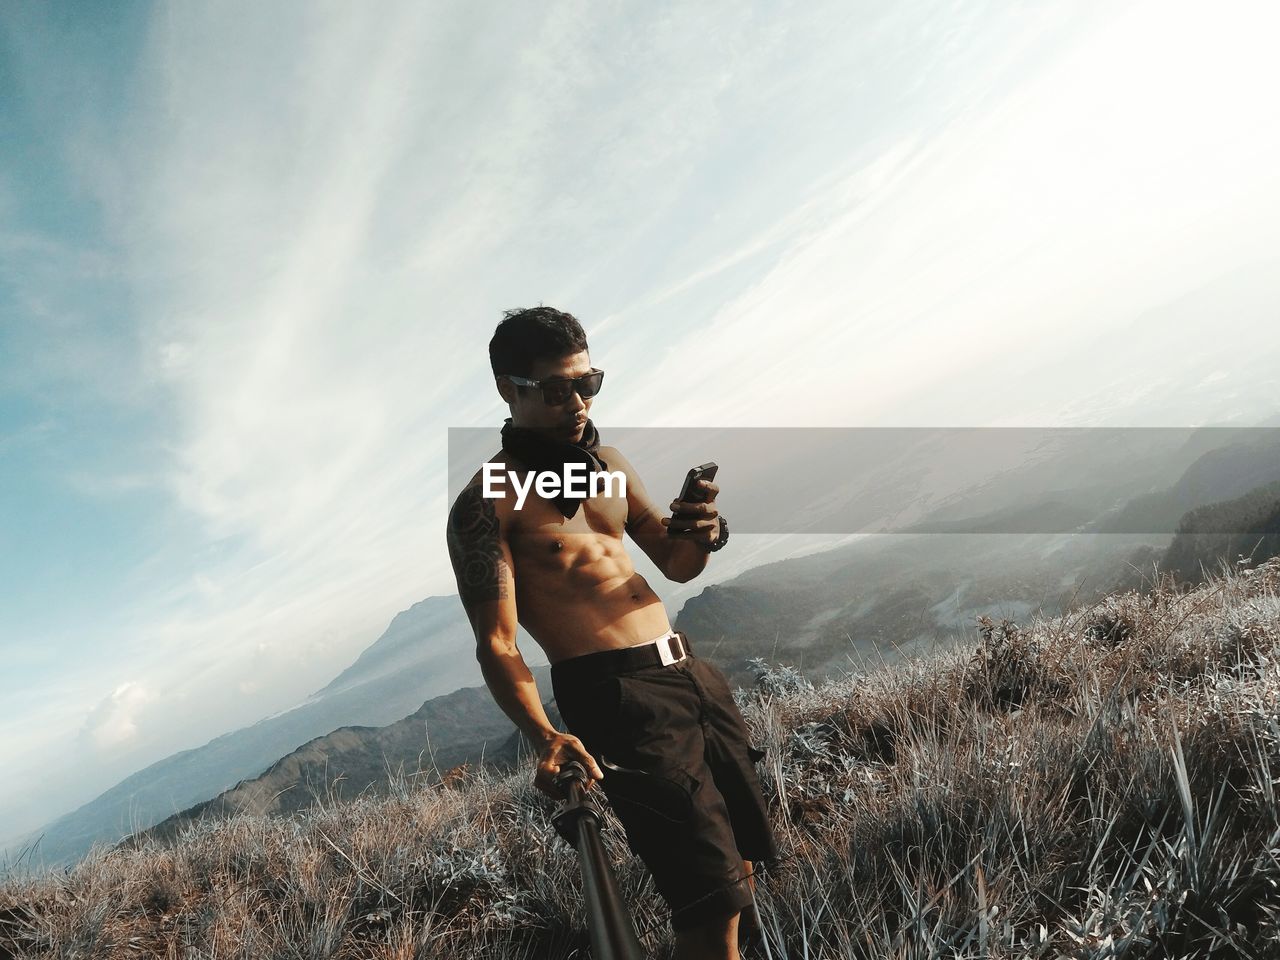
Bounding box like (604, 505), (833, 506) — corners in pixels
(4, 556), (1280, 958)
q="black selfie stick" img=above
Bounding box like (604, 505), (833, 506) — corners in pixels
(551, 760), (646, 960)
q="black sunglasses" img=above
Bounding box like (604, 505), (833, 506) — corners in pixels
(503, 368), (604, 405)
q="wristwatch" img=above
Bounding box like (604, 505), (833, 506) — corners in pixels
(702, 515), (730, 552)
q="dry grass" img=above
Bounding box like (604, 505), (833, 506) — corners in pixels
(4, 555), (1280, 958)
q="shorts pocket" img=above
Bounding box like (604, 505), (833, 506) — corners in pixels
(600, 757), (700, 825)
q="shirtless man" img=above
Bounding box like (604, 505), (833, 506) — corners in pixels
(446, 306), (776, 960)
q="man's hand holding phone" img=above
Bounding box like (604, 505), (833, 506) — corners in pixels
(662, 462), (723, 550)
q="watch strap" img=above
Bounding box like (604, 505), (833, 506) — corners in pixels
(704, 515), (729, 552)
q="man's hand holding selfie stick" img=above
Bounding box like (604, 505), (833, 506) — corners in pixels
(535, 730), (604, 798)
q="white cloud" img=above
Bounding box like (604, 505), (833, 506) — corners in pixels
(80, 682), (152, 751)
(598, 0), (1280, 429)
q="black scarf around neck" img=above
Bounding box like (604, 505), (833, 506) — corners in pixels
(500, 417), (610, 518)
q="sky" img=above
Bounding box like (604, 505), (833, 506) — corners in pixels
(3, 0), (1280, 842)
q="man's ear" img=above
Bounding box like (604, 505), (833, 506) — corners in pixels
(496, 377), (515, 404)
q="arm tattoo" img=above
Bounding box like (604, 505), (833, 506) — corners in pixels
(447, 484), (510, 608)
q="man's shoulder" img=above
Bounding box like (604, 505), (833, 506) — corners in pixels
(597, 444), (635, 473)
(449, 452), (513, 518)
(456, 451), (513, 488)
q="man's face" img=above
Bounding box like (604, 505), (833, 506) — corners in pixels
(499, 349), (594, 440)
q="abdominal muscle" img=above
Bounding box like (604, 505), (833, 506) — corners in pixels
(510, 531), (673, 663)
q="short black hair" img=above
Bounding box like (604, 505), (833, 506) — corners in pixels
(488, 306), (589, 379)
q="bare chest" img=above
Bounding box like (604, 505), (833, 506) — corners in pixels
(502, 485), (629, 561)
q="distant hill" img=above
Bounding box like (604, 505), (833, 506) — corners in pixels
(674, 530), (1164, 685)
(134, 669), (558, 847)
(1099, 432), (1280, 534)
(877, 424), (1253, 534)
(1161, 479), (1280, 583)
(8, 595), (492, 871)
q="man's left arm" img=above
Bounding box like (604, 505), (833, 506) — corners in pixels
(602, 446), (724, 583)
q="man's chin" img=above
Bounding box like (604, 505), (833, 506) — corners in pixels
(530, 422), (582, 439)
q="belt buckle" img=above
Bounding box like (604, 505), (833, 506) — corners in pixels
(656, 632), (684, 666)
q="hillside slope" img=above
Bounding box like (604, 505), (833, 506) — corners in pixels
(135, 668), (556, 846)
(5, 559), (1278, 958)
(1161, 479), (1280, 583)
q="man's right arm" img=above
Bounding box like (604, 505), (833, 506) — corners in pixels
(445, 481), (603, 795)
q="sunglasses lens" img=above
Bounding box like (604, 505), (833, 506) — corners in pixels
(541, 370), (604, 404)
(542, 382), (573, 404)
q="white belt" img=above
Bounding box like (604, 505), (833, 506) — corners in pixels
(638, 629), (687, 666)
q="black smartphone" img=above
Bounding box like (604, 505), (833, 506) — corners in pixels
(676, 462), (718, 506)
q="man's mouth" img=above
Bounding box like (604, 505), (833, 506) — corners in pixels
(566, 418), (585, 431)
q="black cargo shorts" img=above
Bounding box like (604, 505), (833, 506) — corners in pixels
(550, 630), (778, 932)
